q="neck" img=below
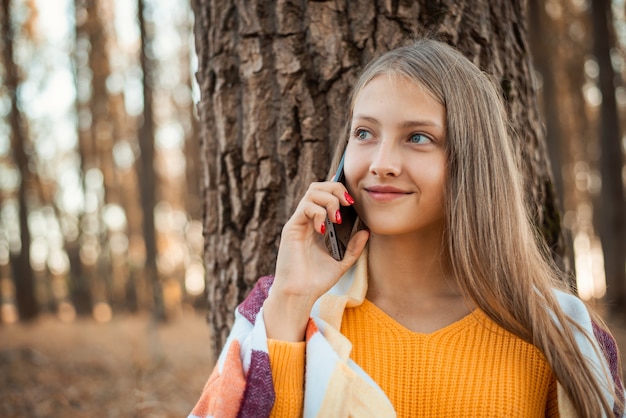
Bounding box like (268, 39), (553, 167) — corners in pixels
(366, 231), (460, 304)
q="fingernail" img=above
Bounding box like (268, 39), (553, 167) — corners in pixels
(335, 210), (342, 224)
(344, 192), (355, 205)
(320, 222), (326, 234)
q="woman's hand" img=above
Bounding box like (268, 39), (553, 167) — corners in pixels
(263, 181), (370, 341)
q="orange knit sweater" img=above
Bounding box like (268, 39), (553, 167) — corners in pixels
(268, 299), (559, 417)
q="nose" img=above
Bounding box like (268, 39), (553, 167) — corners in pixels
(370, 140), (401, 177)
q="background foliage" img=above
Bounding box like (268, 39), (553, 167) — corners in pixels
(0, 0), (624, 323)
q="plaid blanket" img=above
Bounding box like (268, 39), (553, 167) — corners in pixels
(189, 252), (625, 418)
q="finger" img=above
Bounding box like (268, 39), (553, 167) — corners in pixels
(341, 190), (356, 206)
(340, 229), (370, 267)
(330, 185), (355, 207)
(303, 188), (344, 223)
(308, 182), (354, 205)
(300, 201), (332, 234)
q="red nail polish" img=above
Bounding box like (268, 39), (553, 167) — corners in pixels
(335, 210), (342, 224)
(320, 222), (326, 234)
(344, 192), (355, 205)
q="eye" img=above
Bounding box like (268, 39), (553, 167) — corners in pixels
(354, 129), (373, 141)
(409, 133), (432, 144)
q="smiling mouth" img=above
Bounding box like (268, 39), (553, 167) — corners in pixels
(365, 187), (412, 201)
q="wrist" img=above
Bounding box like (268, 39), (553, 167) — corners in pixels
(263, 291), (315, 342)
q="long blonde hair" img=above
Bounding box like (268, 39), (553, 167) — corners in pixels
(331, 38), (623, 417)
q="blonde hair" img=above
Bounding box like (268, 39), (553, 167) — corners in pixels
(331, 38), (623, 417)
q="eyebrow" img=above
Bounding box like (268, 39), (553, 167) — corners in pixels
(353, 114), (443, 130)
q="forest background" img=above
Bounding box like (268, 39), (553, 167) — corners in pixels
(0, 0), (625, 417)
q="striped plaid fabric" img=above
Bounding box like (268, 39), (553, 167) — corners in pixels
(189, 251), (625, 418)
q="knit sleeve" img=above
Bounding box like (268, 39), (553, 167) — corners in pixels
(545, 374), (560, 418)
(268, 339), (305, 417)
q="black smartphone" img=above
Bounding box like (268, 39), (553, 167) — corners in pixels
(325, 152), (358, 260)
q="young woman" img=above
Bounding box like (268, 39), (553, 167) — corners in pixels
(189, 38), (625, 418)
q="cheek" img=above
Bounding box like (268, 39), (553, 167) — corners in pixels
(343, 167), (357, 196)
(430, 169), (448, 207)
(420, 152), (447, 178)
(412, 157), (447, 196)
(342, 146), (368, 191)
(426, 165), (447, 187)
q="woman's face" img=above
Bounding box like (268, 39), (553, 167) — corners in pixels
(344, 73), (447, 239)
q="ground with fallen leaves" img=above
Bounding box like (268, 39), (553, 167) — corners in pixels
(0, 308), (625, 418)
(0, 309), (213, 418)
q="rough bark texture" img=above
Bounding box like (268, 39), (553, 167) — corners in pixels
(192, 0), (562, 353)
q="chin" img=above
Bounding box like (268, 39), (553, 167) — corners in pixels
(360, 219), (410, 236)
(362, 215), (445, 238)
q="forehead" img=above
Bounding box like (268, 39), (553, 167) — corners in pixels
(354, 70), (441, 103)
(352, 74), (445, 123)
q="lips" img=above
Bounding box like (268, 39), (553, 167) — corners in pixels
(364, 185), (412, 202)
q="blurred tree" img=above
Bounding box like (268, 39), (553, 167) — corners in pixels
(193, 0), (564, 353)
(137, 0), (165, 322)
(70, 0), (95, 316)
(92, 2), (134, 313)
(0, 190), (3, 324)
(181, 21), (201, 222)
(84, 0), (118, 310)
(528, 1), (603, 300)
(527, 0), (565, 208)
(1, 0), (38, 320)
(527, 0), (575, 276)
(591, 0), (626, 317)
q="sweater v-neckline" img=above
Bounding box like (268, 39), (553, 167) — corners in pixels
(358, 298), (482, 338)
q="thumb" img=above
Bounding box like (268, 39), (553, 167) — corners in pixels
(340, 230), (370, 267)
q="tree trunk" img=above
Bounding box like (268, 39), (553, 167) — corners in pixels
(527, 1), (604, 301)
(2, 0), (38, 321)
(70, 0), (95, 317)
(69, 0), (117, 313)
(527, 0), (573, 267)
(137, 0), (165, 322)
(591, 0), (626, 318)
(193, 0), (563, 353)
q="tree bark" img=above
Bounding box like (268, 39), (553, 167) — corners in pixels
(1, 0), (38, 321)
(193, 0), (563, 353)
(591, 0), (626, 317)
